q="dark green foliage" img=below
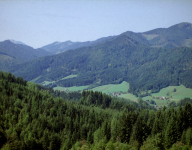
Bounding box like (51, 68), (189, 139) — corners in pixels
(132, 115), (149, 145)
(119, 112), (136, 143)
(164, 116), (178, 148)
(80, 90), (155, 111)
(0, 72), (114, 149)
(0, 125), (7, 149)
(177, 98), (192, 107)
(1, 71), (192, 150)
(183, 103), (192, 129)
(177, 105), (184, 141)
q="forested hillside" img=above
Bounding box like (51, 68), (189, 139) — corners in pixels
(142, 22), (192, 47)
(0, 40), (52, 70)
(41, 36), (115, 54)
(41, 22), (192, 54)
(6, 42), (192, 96)
(2, 22), (192, 96)
(1, 72), (192, 150)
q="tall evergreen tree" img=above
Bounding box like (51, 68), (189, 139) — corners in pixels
(176, 105), (184, 141)
(164, 115), (178, 148)
(132, 116), (149, 145)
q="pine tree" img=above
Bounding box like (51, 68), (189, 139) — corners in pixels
(132, 115), (149, 145)
(184, 102), (192, 129)
(176, 105), (184, 141)
(185, 128), (192, 146)
(152, 118), (160, 136)
(119, 113), (133, 143)
(41, 129), (49, 150)
(87, 130), (93, 144)
(164, 116), (178, 148)
(147, 110), (155, 134)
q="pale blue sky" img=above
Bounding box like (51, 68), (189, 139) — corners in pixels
(0, 0), (192, 48)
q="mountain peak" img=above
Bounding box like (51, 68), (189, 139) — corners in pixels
(8, 39), (26, 45)
(177, 22), (192, 29)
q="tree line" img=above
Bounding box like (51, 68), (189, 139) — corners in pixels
(1, 71), (192, 150)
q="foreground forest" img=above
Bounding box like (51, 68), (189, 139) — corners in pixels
(1, 71), (192, 150)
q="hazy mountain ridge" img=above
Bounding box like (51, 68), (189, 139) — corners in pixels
(0, 40), (53, 70)
(41, 22), (192, 54)
(41, 36), (115, 54)
(8, 39), (26, 45)
(142, 22), (192, 47)
(2, 22), (192, 95)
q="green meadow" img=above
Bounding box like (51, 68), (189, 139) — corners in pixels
(142, 85), (192, 106)
(53, 85), (89, 92)
(53, 81), (192, 106)
(42, 80), (56, 86)
(41, 74), (78, 86)
(30, 75), (42, 83)
(118, 93), (138, 102)
(91, 81), (129, 93)
(53, 86), (68, 92)
(67, 85), (89, 91)
(60, 74), (78, 80)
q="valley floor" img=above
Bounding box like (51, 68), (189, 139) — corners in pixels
(52, 81), (192, 107)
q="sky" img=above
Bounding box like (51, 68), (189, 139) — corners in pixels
(0, 0), (192, 48)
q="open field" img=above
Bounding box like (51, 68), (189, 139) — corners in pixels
(41, 74), (78, 86)
(30, 76), (42, 83)
(67, 85), (89, 91)
(42, 81), (55, 86)
(53, 82), (192, 106)
(53, 86), (68, 92)
(60, 74), (78, 80)
(142, 85), (192, 106)
(117, 93), (138, 102)
(91, 81), (129, 93)
(53, 81), (138, 101)
(53, 85), (89, 92)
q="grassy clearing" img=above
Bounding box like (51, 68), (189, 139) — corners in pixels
(60, 75), (78, 80)
(118, 93), (138, 102)
(67, 85), (89, 91)
(151, 85), (192, 101)
(41, 75), (77, 86)
(52, 81), (138, 101)
(52, 82), (192, 106)
(53, 87), (68, 92)
(91, 81), (129, 93)
(142, 85), (192, 106)
(90, 81), (138, 102)
(42, 81), (55, 86)
(30, 76), (42, 83)
(53, 85), (89, 92)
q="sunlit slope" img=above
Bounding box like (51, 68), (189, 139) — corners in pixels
(91, 81), (129, 93)
(142, 85), (192, 106)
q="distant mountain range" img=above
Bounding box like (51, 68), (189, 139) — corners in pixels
(0, 40), (52, 70)
(41, 36), (115, 54)
(8, 39), (26, 45)
(2, 22), (192, 96)
(41, 22), (192, 54)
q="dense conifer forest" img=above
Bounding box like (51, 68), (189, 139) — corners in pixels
(1, 71), (192, 150)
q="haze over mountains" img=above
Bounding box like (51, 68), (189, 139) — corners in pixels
(0, 40), (52, 70)
(1, 22), (192, 96)
(8, 39), (26, 45)
(41, 22), (192, 54)
(41, 36), (115, 54)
